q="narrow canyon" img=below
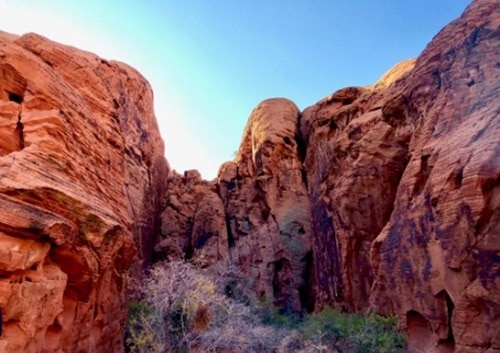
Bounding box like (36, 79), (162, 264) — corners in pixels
(0, 0), (498, 352)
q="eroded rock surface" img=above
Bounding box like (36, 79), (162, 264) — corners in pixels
(301, 82), (414, 312)
(370, 1), (500, 351)
(0, 32), (167, 353)
(303, 0), (499, 351)
(156, 99), (312, 312)
(1, 0), (495, 351)
(219, 99), (312, 312)
(156, 1), (498, 351)
(156, 170), (229, 267)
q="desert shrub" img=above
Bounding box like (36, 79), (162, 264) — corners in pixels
(125, 299), (165, 353)
(125, 261), (406, 353)
(125, 261), (289, 353)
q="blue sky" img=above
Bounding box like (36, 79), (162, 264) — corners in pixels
(1, 1), (470, 178)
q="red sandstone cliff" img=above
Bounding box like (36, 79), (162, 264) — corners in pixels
(370, 1), (499, 351)
(157, 100), (312, 313)
(303, 1), (499, 351)
(0, 0), (496, 352)
(0, 32), (168, 352)
(219, 99), (312, 312)
(156, 0), (499, 351)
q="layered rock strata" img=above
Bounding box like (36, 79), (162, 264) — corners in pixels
(0, 0), (497, 352)
(0, 32), (167, 353)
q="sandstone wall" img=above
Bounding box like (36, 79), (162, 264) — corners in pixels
(302, 0), (499, 351)
(371, 1), (499, 351)
(156, 99), (312, 313)
(0, 32), (167, 353)
(220, 99), (312, 312)
(156, 1), (499, 351)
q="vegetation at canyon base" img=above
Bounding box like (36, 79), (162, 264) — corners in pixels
(125, 261), (406, 353)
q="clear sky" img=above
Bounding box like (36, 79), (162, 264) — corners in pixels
(1, 0), (471, 179)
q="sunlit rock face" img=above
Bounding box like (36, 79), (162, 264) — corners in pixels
(0, 32), (167, 353)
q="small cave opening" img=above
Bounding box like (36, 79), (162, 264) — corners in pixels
(272, 258), (293, 311)
(406, 310), (433, 351)
(342, 97), (355, 105)
(8, 92), (23, 104)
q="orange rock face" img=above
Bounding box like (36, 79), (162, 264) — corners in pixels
(1, 0), (494, 351)
(156, 99), (312, 312)
(301, 83), (413, 312)
(371, 1), (500, 351)
(0, 32), (167, 352)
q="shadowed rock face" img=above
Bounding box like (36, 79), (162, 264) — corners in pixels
(0, 32), (167, 353)
(304, 0), (499, 351)
(370, 1), (500, 351)
(157, 0), (498, 351)
(156, 170), (229, 267)
(301, 83), (413, 312)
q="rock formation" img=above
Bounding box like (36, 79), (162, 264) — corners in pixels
(370, 1), (500, 351)
(157, 99), (312, 313)
(157, 0), (499, 351)
(219, 99), (312, 313)
(302, 0), (499, 350)
(156, 169), (229, 267)
(0, 32), (167, 353)
(0, 0), (497, 352)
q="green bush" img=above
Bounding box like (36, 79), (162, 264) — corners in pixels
(302, 307), (406, 353)
(125, 300), (165, 353)
(257, 297), (302, 330)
